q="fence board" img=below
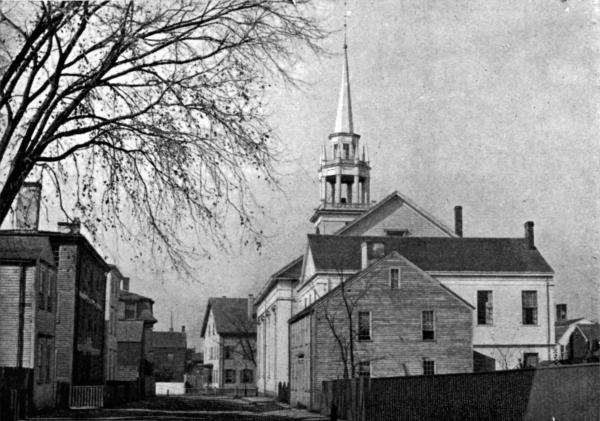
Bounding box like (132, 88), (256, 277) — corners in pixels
(322, 363), (600, 421)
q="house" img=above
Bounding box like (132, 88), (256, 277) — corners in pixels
(105, 265), (128, 381)
(255, 38), (556, 399)
(153, 328), (187, 382)
(1, 183), (110, 388)
(289, 249), (474, 409)
(554, 318), (593, 361)
(0, 234), (57, 410)
(201, 297), (256, 393)
(566, 323), (600, 363)
(117, 286), (156, 395)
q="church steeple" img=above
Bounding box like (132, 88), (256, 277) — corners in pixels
(334, 34), (353, 134)
(310, 14), (372, 234)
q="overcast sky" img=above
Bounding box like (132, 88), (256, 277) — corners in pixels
(21, 0), (599, 350)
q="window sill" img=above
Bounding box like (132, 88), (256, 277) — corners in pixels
(358, 338), (372, 342)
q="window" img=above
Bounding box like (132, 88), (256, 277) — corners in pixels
(225, 369), (235, 383)
(242, 369), (254, 383)
(522, 291), (538, 325)
(38, 268), (46, 310)
(45, 338), (52, 382)
(358, 361), (370, 377)
(333, 144), (339, 158)
(358, 311), (371, 341)
(124, 302), (136, 319)
(422, 311), (435, 340)
(343, 143), (350, 159)
(423, 359), (435, 376)
(390, 268), (400, 290)
(46, 270), (53, 311)
(224, 346), (232, 359)
(523, 353), (538, 368)
(37, 337), (44, 384)
(167, 353), (174, 361)
(477, 291), (493, 325)
(384, 229), (409, 237)
(556, 304), (567, 321)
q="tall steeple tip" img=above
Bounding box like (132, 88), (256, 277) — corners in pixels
(333, 8), (354, 134)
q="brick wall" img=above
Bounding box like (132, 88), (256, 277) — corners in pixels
(54, 244), (77, 383)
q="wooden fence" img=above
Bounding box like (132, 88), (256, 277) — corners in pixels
(321, 363), (600, 421)
(69, 385), (104, 409)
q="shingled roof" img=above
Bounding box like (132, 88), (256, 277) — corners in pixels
(154, 331), (186, 349)
(306, 235), (553, 274)
(200, 297), (255, 337)
(0, 234), (55, 267)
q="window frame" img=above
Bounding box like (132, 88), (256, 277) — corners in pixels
(242, 369), (254, 383)
(357, 311), (372, 341)
(389, 267), (400, 290)
(358, 361), (370, 377)
(423, 359), (435, 376)
(224, 369), (235, 384)
(477, 290), (493, 325)
(224, 345), (232, 360)
(422, 310), (435, 341)
(522, 291), (538, 325)
(384, 229), (409, 237)
(523, 352), (539, 368)
(38, 267), (46, 310)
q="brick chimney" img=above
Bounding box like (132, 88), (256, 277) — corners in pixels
(361, 241), (385, 269)
(14, 182), (41, 230)
(454, 206), (463, 237)
(57, 220), (81, 234)
(248, 294), (254, 320)
(524, 221), (535, 249)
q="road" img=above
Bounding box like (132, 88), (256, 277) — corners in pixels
(31, 395), (327, 420)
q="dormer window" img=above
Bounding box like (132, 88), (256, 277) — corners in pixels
(385, 229), (409, 237)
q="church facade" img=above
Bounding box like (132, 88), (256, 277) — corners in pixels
(254, 39), (555, 402)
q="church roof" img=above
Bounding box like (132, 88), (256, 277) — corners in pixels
(200, 297), (256, 337)
(306, 234), (554, 274)
(255, 256), (303, 306)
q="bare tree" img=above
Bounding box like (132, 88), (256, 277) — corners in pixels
(0, 0), (326, 271)
(319, 262), (373, 380)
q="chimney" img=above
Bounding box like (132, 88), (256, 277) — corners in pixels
(57, 219), (81, 234)
(361, 241), (385, 269)
(248, 294), (254, 320)
(524, 221), (535, 249)
(121, 277), (130, 291)
(181, 325), (186, 333)
(454, 206), (463, 237)
(14, 182), (42, 230)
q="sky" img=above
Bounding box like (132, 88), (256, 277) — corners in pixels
(9, 0), (599, 350)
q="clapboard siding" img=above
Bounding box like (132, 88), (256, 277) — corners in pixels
(290, 253), (473, 410)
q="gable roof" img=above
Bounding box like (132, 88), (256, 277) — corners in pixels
(255, 256), (303, 306)
(0, 235), (55, 267)
(117, 320), (144, 342)
(335, 191), (457, 237)
(290, 250), (474, 324)
(555, 318), (593, 345)
(576, 324), (600, 342)
(306, 235), (554, 274)
(154, 331), (186, 349)
(200, 297), (255, 337)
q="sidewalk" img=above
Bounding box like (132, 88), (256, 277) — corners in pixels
(240, 396), (328, 420)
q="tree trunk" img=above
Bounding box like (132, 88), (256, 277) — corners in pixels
(0, 160), (35, 225)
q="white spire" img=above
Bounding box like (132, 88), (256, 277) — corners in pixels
(333, 12), (354, 134)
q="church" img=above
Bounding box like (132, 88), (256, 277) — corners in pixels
(254, 35), (555, 408)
